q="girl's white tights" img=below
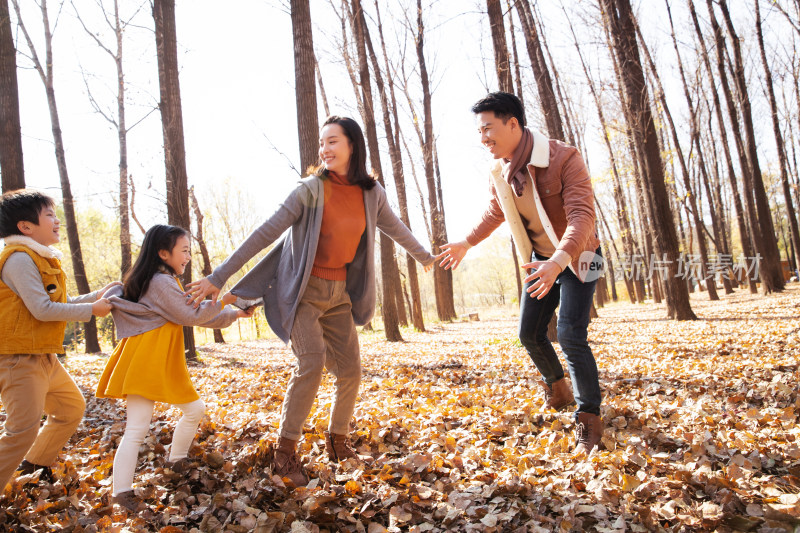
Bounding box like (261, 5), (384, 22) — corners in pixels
(112, 394), (205, 495)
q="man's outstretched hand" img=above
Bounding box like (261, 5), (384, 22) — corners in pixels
(436, 240), (471, 270)
(522, 260), (561, 299)
(184, 277), (221, 308)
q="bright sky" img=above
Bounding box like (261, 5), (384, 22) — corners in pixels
(9, 0), (787, 250)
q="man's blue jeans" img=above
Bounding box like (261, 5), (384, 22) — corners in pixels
(518, 252), (602, 417)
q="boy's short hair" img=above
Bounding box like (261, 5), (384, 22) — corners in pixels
(471, 91), (527, 127)
(0, 189), (57, 238)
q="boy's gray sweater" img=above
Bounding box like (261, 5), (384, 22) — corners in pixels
(107, 273), (238, 339)
(0, 235), (97, 322)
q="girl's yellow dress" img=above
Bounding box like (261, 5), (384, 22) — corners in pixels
(96, 321), (198, 404)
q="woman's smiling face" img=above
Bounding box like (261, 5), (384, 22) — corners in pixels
(318, 123), (353, 178)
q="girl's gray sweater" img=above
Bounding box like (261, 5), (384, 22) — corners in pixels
(207, 176), (434, 344)
(107, 273), (238, 338)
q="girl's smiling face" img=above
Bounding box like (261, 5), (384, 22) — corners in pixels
(158, 234), (191, 275)
(318, 123), (353, 178)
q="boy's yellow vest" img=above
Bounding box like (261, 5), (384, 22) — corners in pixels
(0, 244), (68, 354)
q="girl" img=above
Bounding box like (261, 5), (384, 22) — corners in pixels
(185, 116), (435, 486)
(98, 225), (253, 512)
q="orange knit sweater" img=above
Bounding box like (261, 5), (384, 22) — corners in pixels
(311, 172), (366, 280)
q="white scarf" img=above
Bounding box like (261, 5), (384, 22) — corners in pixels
(2, 235), (64, 260)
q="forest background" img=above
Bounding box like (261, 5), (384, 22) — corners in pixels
(1, 0), (799, 348)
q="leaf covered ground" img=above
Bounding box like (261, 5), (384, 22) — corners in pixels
(2, 286), (799, 532)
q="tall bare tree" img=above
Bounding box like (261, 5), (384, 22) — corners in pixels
(712, 0), (784, 292)
(370, 0), (426, 331)
(154, 0), (195, 357)
(755, 0), (800, 277)
(600, 0), (696, 320)
(350, 0), (404, 341)
(486, 0), (512, 93)
(514, 0), (564, 141)
(633, 6), (718, 300)
(73, 0), (150, 278)
(0, 0), (24, 192)
(688, 0), (756, 293)
(415, 0), (455, 321)
(291, 0), (319, 175)
(13, 0), (104, 351)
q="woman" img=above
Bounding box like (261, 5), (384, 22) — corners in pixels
(185, 116), (434, 485)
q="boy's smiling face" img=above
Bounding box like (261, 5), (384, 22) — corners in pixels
(17, 206), (60, 247)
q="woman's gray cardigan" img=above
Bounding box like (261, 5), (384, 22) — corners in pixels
(206, 176), (435, 344)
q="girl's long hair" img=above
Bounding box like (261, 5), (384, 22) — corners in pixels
(122, 224), (189, 302)
(312, 115), (376, 190)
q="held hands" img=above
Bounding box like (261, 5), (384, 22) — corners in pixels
(92, 298), (112, 317)
(236, 306), (257, 319)
(221, 292), (237, 306)
(522, 260), (561, 300)
(436, 240), (471, 270)
(221, 291), (256, 318)
(184, 277), (221, 308)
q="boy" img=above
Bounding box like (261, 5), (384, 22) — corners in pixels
(0, 189), (117, 491)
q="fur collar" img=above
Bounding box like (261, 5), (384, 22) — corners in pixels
(2, 235), (64, 260)
(530, 128), (550, 168)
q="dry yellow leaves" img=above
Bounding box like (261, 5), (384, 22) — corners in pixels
(0, 286), (799, 531)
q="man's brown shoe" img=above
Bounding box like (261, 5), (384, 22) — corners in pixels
(272, 437), (309, 487)
(325, 432), (359, 462)
(539, 378), (575, 411)
(574, 412), (603, 455)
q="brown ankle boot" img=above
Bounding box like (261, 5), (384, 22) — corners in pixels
(574, 412), (603, 455)
(325, 432), (359, 462)
(272, 437), (309, 487)
(539, 378), (575, 411)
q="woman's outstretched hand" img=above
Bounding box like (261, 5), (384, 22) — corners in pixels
(436, 240), (471, 270)
(184, 277), (221, 308)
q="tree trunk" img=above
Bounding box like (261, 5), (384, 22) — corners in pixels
(190, 187), (224, 343)
(113, 1), (132, 278)
(600, 0), (696, 320)
(755, 0), (800, 278)
(13, 0), (102, 352)
(154, 0), (196, 358)
(514, 0), (564, 141)
(713, 0), (784, 293)
(416, 0), (455, 321)
(688, 0), (756, 294)
(350, 0), (403, 341)
(567, 15), (638, 303)
(633, 8), (718, 301)
(370, 0), (425, 331)
(290, 0), (319, 175)
(486, 0), (512, 93)
(0, 0), (24, 192)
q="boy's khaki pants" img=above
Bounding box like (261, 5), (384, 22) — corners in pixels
(0, 354), (86, 490)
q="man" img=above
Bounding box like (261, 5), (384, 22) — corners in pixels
(438, 92), (604, 454)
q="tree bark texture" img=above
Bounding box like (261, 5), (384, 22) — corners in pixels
(754, 0), (800, 279)
(291, 0), (319, 175)
(416, 0), (456, 321)
(154, 0), (196, 357)
(714, 0), (784, 292)
(600, 0), (696, 320)
(0, 0), (24, 192)
(351, 0), (403, 341)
